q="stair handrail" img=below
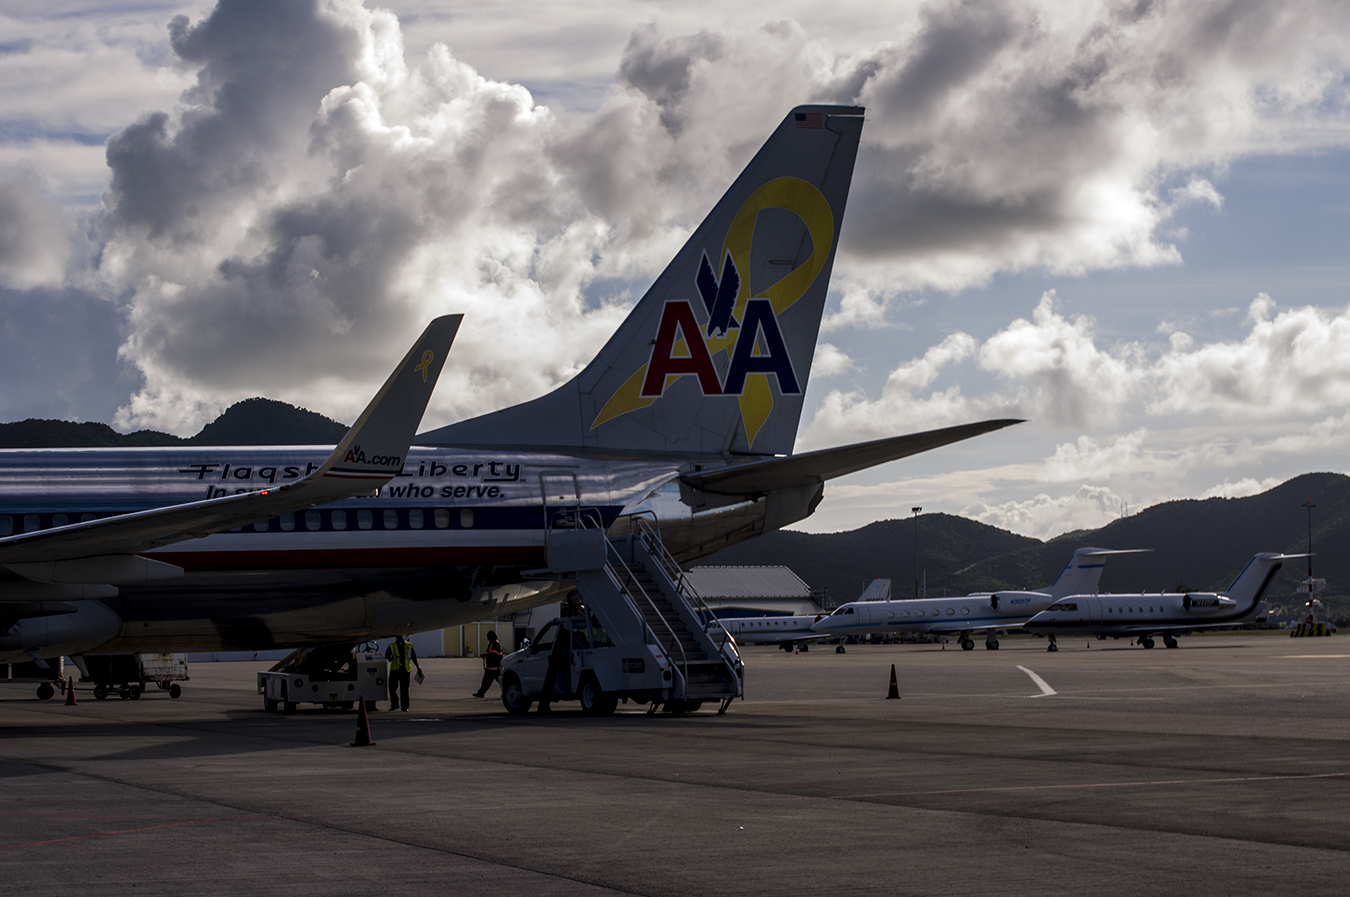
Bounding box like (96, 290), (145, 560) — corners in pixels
(628, 516), (741, 669)
(602, 539), (689, 695)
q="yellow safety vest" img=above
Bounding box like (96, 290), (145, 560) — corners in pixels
(388, 640), (414, 672)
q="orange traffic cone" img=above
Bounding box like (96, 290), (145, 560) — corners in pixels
(350, 695), (376, 747)
(1086, 641), (1091, 649)
(886, 664), (901, 700)
(64, 677), (77, 706)
(793, 644), (800, 655)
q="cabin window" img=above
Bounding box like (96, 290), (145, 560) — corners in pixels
(916, 610), (924, 617)
(305, 510), (321, 531)
(23, 515), (39, 532)
(279, 513), (295, 532)
(253, 520), (269, 532)
(0, 516), (10, 536)
(80, 514), (95, 522)
(887, 612), (895, 619)
(946, 608), (955, 616)
(434, 508), (450, 529)
(408, 509), (424, 529)
(331, 510), (347, 531)
(383, 509), (399, 530)
(961, 607), (969, 615)
(357, 510), (373, 530)
(460, 509), (474, 528)
(900, 611), (910, 618)
(52, 514), (68, 527)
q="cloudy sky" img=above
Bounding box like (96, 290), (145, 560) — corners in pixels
(3, 0), (1350, 539)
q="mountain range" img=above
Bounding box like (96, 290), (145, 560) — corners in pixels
(703, 472), (1348, 613)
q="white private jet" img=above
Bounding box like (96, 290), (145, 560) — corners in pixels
(709, 614), (827, 652)
(810, 548), (1147, 649)
(1022, 551), (1291, 650)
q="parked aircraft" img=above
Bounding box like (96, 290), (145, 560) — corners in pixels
(710, 614), (827, 651)
(1022, 552), (1290, 649)
(810, 548), (1145, 649)
(0, 105), (1019, 669)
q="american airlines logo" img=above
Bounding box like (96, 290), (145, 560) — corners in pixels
(640, 251), (799, 399)
(342, 444), (402, 468)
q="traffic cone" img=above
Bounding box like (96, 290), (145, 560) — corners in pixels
(64, 677), (77, 706)
(886, 664), (901, 700)
(350, 695), (376, 747)
(793, 644), (800, 655)
(1086, 641), (1091, 649)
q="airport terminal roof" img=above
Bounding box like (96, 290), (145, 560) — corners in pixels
(685, 566), (813, 601)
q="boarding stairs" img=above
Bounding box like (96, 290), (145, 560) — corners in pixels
(543, 508), (743, 711)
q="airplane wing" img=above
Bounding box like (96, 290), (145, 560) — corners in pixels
(682, 419), (1024, 495)
(0, 316), (461, 576)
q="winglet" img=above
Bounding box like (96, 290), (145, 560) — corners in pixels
(306, 315), (461, 497)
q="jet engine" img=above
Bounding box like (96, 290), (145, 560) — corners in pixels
(0, 600), (122, 663)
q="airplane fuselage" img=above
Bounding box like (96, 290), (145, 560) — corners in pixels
(0, 445), (776, 657)
(811, 592), (1054, 638)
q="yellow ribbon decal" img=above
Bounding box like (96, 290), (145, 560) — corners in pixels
(415, 350), (434, 382)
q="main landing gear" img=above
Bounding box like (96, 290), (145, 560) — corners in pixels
(1139, 636), (1156, 649)
(960, 638), (976, 651)
(985, 636), (1000, 650)
(1047, 635), (1059, 652)
(1163, 634), (1179, 649)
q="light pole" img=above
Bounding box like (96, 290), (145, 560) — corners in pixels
(1303, 499), (1315, 579)
(911, 507), (922, 599)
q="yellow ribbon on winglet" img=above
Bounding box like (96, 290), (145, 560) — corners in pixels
(415, 350), (434, 382)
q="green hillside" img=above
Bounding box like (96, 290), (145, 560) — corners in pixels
(0, 398), (348, 448)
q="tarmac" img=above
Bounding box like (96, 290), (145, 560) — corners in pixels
(2, 631), (1348, 896)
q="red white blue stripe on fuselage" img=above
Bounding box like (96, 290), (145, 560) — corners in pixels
(0, 445), (674, 571)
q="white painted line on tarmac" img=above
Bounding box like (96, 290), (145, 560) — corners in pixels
(1017, 665), (1056, 698)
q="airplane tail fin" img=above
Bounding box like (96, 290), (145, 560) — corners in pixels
(1044, 548), (1150, 599)
(857, 579), (891, 602)
(1224, 552), (1294, 609)
(420, 105), (866, 457)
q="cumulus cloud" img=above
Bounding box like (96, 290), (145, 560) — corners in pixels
(0, 166), (71, 289)
(807, 292), (1350, 449)
(961, 484), (1126, 540)
(3, 0), (1348, 439)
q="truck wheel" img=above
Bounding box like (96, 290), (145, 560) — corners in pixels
(94, 685), (108, 701)
(501, 677), (532, 715)
(578, 677), (606, 715)
(169, 684), (182, 699)
(36, 683), (54, 701)
(283, 701), (296, 713)
(263, 696), (278, 711)
(128, 684), (141, 700)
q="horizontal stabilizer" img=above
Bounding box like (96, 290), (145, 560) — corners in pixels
(681, 419), (1023, 495)
(0, 316), (461, 567)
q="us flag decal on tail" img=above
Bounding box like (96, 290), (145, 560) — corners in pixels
(794, 112), (822, 129)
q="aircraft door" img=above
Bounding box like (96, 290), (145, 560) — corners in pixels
(1085, 596), (1102, 624)
(539, 470), (581, 531)
(517, 620), (558, 693)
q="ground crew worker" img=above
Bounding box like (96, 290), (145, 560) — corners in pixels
(385, 634), (422, 711)
(473, 630), (503, 698)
